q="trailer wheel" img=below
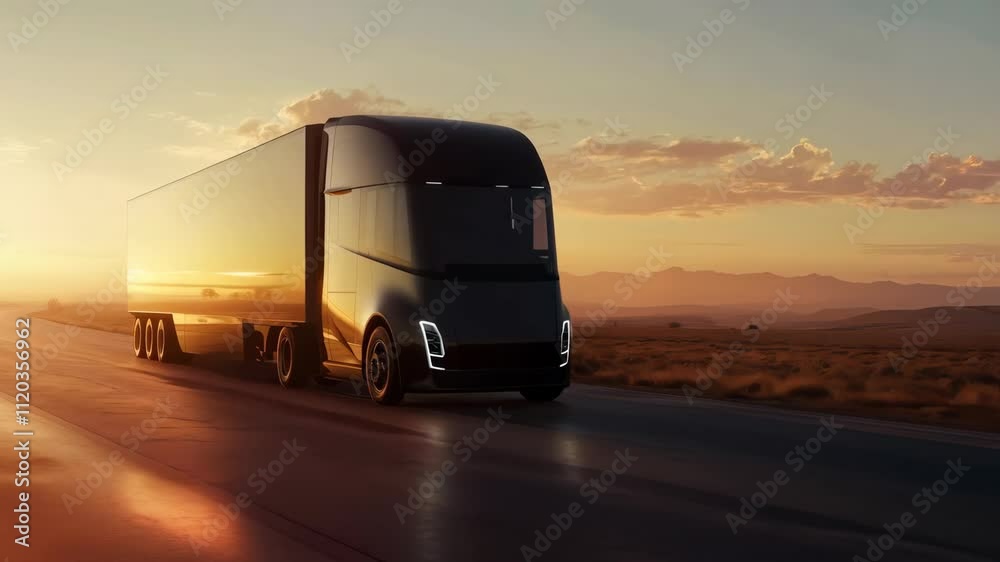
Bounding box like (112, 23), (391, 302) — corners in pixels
(145, 318), (157, 361)
(276, 327), (312, 388)
(133, 317), (147, 359)
(156, 319), (180, 363)
(365, 326), (404, 405)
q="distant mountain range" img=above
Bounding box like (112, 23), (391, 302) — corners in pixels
(562, 267), (1000, 320)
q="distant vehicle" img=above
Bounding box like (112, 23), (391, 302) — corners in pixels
(127, 116), (571, 404)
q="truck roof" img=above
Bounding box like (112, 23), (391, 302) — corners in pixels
(327, 114), (529, 143)
(324, 115), (548, 189)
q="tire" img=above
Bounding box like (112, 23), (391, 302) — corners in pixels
(145, 318), (157, 361)
(156, 319), (179, 363)
(364, 326), (404, 405)
(276, 327), (313, 388)
(521, 387), (564, 402)
(133, 317), (147, 359)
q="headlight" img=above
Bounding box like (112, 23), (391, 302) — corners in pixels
(419, 321), (445, 370)
(560, 320), (571, 367)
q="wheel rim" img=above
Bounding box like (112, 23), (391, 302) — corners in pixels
(368, 340), (390, 393)
(278, 337), (293, 381)
(156, 321), (166, 360)
(133, 319), (143, 356)
(145, 320), (155, 359)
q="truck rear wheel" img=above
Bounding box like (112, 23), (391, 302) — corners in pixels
(276, 327), (313, 388)
(365, 326), (404, 405)
(133, 317), (147, 359)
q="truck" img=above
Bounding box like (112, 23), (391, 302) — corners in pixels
(127, 115), (571, 404)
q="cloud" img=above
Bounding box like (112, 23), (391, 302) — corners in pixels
(148, 112), (222, 136)
(234, 88), (412, 144)
(159, 144), (236, 162)
(548, 136), (1000, 216)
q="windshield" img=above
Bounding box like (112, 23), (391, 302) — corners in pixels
(410, 185), (557, 280)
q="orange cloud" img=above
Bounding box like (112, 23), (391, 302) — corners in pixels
(547, 136), (1000, 216)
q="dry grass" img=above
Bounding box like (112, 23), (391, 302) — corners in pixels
(572, 324), (1000, 432)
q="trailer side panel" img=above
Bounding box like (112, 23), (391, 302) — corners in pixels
(127, 127), (316, 354)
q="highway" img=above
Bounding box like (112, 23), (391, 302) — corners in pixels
(0, 307), (997, 562)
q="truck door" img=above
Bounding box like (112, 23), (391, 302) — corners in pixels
(321, 126), (361, 364)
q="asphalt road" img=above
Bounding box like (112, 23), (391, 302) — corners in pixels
(0, 307), (998, 562)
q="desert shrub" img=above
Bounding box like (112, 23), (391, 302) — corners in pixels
(47, 298), (63, 312)
(669, 322), (682, 329)
(951, 384), (1000, 407)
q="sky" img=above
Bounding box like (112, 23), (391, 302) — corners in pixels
(2, 0), (1000, 300)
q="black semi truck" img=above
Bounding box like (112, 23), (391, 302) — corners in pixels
(127, 116), (571, 404)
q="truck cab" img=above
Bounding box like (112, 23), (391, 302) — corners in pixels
(318, 116), (571, 403)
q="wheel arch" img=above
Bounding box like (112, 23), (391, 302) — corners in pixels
(361, 313), (394, 365)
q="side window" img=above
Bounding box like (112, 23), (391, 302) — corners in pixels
(371, 185), (413, 267)
(338, 191), (359, 251)
(532, 195), (550, 252)
(329, 125), (397, 190)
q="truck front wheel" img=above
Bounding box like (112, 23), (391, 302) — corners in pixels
(365, 326), (404, 405)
